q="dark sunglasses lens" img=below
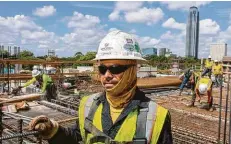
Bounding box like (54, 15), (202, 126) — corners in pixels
(98, 66), (107, 74)
(109, 65), (127, 74)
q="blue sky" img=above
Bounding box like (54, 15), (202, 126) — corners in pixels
(0, 1), (230, 58)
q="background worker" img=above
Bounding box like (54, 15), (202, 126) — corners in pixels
(201, 55), (213, 78)
(178, 68), (200, 107)
(27, 30), (172, 144)
(16, 69), (57, 102)
(178, 68), (193, 96)
(212, 60), (223, 87)
(195, 77), (213, 111)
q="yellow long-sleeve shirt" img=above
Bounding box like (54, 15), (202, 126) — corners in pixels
(213, 64), (223, 75)
(23, 74), (52, 93)
(205, 60), (213, 69)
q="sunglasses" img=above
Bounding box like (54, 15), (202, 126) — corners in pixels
(98, 64), (135, 75)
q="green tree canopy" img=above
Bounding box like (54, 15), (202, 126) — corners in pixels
(20, 50), (34, 58)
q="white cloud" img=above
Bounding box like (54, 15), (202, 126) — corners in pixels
(67, 11), (100, 29)
(124, 7), (164, 25)
(108, 11), (121, 21)
(109, 2), (163, 25)
(0, 14), (58, 53)
(109, 1), (144, 21)
(130, 29), (136, 34)
(0, 15), (41, 32)
(134, 35), (160, 48)
(109, 28), (120, 32)
(160, 31), (174, 40)
(162, 18), (186, 30)
(33, 5), (56, 17)
(115, 1), (144, 11)
(61, 11), (106, 53)
(218, 26), (231, 41)
(20, 30), (55, 40)
(161, 1), (211, 11)
(200, 19), (220, 35)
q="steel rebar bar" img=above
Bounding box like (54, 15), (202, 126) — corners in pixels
(218, 81), (223, 143)
(224, 75), (230, 144)
(0, 104), (2, 144)
(17, 119), (23, 144)
(0, 131), (39, 141)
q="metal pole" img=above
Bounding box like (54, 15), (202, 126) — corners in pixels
(0, 104), (3, 144)
(7, 62), (9, 93)
(224, 74), (230, 144)
(218, 77), (223, 143)
(229, 75), (231, 144)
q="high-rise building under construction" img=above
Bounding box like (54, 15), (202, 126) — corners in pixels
(185, 6), (199, 59)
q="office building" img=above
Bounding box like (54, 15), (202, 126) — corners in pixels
(185, 6), (199, 59)
(142, 48), (157, 56)
(159, 48), (167, 56)
(210, 43), (227, 61)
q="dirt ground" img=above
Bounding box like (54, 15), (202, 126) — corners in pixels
(149, 87), (230, 143)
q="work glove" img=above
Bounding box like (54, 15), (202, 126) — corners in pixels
(28, 115), (59, 139)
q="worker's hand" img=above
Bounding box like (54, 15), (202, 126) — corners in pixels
(28, 115), (59, 139)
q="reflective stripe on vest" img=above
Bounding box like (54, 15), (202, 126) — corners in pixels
(79, 93), (102, 141)
(79, 94), (168, 144)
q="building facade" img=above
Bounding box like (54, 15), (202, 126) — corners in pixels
(185, 6), (199, 59)
(210, 43), (227, 61)
(159, 48), (167, 56)
(142, 47), (158, 56)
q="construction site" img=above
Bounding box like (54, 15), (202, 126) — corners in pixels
(0, 52), (229, 144)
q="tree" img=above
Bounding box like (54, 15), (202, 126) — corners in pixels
(79, 52), (96, 61)
(20, 50), (34, 58)
(0, 50), (9, 58)
(75, 52), (83, 57)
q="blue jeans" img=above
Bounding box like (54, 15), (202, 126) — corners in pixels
(179, 77), (190, 90)
(202, 68), (212, 78)
(214, 75), (222, 87)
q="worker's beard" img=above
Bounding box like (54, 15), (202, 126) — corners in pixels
(105, 65), (137, 109)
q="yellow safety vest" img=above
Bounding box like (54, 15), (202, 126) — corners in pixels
(213, 64), (222, 75)
(79, 93), (168, 144)
(205, 60), (213, 69)
(196, 77), (212, 90)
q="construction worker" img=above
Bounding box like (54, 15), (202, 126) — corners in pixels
(27, 30), (172, 143)
(17, 69), (57, 102)
(195, 77), (213, 111)
(201, 55), (213, 78)
(212, 60), (223, 87)
(178, 69), (199, 107)
(178, 68), (193, 96)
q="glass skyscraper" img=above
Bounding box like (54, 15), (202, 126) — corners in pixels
(185, 6), (199, 59)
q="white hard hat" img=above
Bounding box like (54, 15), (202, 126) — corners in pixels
(208, 55), (211, 59)
(33, 65), (39, 70)
(32, 70), (41, 77)
(199, 84), (207, 94)
(214, 60), (218, 62)
(94, 30), (146, 62)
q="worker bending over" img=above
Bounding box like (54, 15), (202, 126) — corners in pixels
(195, 77), (213, 111)
(212, 60), (223, 87)
(17, 69), (57, 102)
(201, 55), (213, 78)
(27, 30), (172, 144)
